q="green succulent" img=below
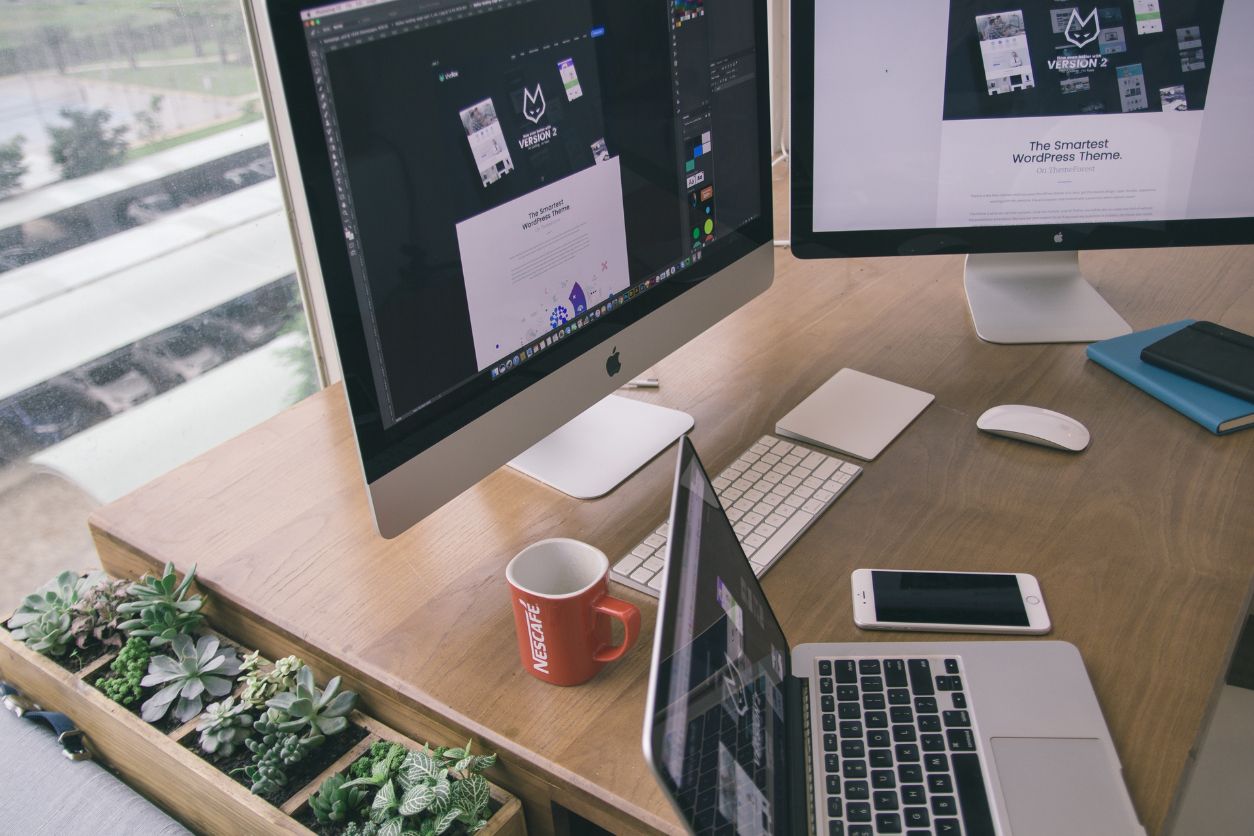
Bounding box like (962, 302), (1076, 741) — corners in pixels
(350, 741), (406, 782)
(266, 665), (358, 739)
(7, 570), (101, 657)
(239, 651), (304, 710)
(69, 577), (132, 653)
(197, 696), (254, 757)
(309, 772), (369, 823)
(97, 636), (151, 706)
(139, 633), (242, 723)
(117, 562), (206, 647)
(343, 823), (380, 836)
(240, 708), (320, 796)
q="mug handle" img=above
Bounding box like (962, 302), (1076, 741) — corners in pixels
(591, 594), (641, 663)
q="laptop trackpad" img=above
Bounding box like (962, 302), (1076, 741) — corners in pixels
(991, 737), (1138, 836)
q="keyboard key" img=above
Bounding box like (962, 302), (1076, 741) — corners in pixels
(859, 660), (882, 675)
(914, 696), (938, 714)
(843, 759), (868, 779)
(845, 780), (869, 800)
(821, 694), (835, 712)
(943, 710), (970, 727)
(862, 693), (886, 710)
(944, 658), (960, 674)
(875, 812), (903, 833)
(861, 675), (883, 692)
(907, 660), (934, 695)
(848, 827), (871, 836)
(842, 739), (865, 758)
(867, 730), (891, 748)
(892, 725), (917, 743)
(869, 749), (894, 768)
(826, 775), (841, 795)
(888, 688), (911, 705)
(839, 721), (863, 738)
(903, 806), (930, 829)
(821, 677), (835, 695)
(871, 770), (896, 789)
(822, 714), (837, 731)
(935, 819), (961, 835)
(930, 796), (957, 816)
(865, 711), (888, 729)
(901, 785), (926, 805)
(829, 823), (844, 836)
(873, 791), (899, 810)
(936, 675), (963, 691)
(952, 692), (968, 709)
(827, 796), (842, 818)
(819, 660), (833, 677)
(895, 743), (920, 763)
(825, 754), (840, 774)
(890, 706), (914, 723)
(924, 754), (949, 772)
(837, 685), (859, 701)
(898, 765), (923, 784)
(947, 729), (977, 751)
(824, 733), (838, 751)
(883, 659), (908, 687)
(921, 734), (945, 752)
(918, 715), (941, 733)
(846, 802), (871, 822)
(615, 555), (642, 574)
(927, 774), (953, 793)
(839, 703), (860, 720)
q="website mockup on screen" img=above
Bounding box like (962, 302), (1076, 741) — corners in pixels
(811, 1), (1254, 233)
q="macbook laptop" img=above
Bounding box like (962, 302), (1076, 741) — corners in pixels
(643, 436), (1144, 835)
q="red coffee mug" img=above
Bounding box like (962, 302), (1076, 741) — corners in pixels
(506, 538), (641, 686)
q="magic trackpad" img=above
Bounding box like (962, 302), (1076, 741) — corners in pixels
(991, 738), (1140, 836)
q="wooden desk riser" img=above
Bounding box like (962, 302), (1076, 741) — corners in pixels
(90, 171), (1254, 835)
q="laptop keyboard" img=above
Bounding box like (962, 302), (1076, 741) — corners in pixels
(611, 435), (861, 596)
(815, 655), (995, 836)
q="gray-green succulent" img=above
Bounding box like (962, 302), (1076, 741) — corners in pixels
(68, 577), (131, 653)
(266, 665), (357, 739)
(139, 633), (242, 723)
(309, 772), (369, 823)
(6, 570), (100, 657)
(197, 696), (254, 757)
(117, 562), (206, 647)
(239, 651), (304, 709)
(240, 708), (320, 796)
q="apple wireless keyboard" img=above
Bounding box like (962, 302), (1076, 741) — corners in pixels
(611, 435), (861, 596)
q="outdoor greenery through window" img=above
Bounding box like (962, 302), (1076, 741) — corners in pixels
(0, 1), (317, 614)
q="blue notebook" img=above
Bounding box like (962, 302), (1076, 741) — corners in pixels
(1087, 320), (1254, 434)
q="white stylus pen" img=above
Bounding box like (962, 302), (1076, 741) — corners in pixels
(621, 377), (659, 389)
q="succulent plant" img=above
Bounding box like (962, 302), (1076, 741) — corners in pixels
(69, 577), (132, 653)
(117, 562), (206, 647)
(309, 773), (369, 823)
(342, 822), (380, 836)
(7, 570), (100, 657)
(139, 633), (242, 723)
(97, 636), (151, 706)
(197, 696), (254, 757)
(266, 665), (357, 739)
(240, 708), (320, 796)
(239, 651), (304, 709)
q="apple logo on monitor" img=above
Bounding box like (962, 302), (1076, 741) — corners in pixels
(1054, 232), (1064, 244)
(606, 347), (621, 377)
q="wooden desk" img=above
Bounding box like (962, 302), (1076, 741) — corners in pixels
(90, 169), (1254, 835)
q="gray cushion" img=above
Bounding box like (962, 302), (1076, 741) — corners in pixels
(0, 703), (191, 835)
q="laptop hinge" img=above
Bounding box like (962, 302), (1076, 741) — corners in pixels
(786, 674), (815, 836)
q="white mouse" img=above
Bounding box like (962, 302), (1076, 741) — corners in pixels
(976, 404), (1090, 452)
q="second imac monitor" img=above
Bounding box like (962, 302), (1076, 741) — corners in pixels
(791, 0), (1254, 343)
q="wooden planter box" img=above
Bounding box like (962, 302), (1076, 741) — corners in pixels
(0, 623), (524, 836)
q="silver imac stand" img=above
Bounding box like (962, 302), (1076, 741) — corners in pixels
(964, 251), (1132, 344)
(509, 394), (693, 499)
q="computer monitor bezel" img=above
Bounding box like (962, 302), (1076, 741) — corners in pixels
(251, 0), (775, 536)
(788, 0), (1254, 260)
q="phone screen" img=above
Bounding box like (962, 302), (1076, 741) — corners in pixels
(871, 571), (1029, 626)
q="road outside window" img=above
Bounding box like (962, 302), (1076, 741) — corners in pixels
(0, 1), (317, 613)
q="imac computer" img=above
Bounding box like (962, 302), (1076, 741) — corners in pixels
(248, 0), (773, 536)
(790, 1), (1254, 344)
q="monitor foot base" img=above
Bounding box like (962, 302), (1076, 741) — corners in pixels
(964, 251), (1132, 344)
(509, 394), (693, 499)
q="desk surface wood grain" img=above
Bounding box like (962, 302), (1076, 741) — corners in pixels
(90, 168), (1254, 835)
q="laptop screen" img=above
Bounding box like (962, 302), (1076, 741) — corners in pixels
(645, 437), (792, 835)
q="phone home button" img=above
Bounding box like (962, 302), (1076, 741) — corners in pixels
(1025, 595), (1041, 605)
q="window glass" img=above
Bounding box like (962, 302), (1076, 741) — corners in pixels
(0, 1), (316, 613)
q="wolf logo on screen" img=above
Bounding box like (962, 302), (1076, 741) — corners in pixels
(523, 84), (546, 123)
(1065, 8), (1100, 48)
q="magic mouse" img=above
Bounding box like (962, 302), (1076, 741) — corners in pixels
(976, 404), (1090, 452)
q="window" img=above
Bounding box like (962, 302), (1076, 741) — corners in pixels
(0, 1), (316, 613)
